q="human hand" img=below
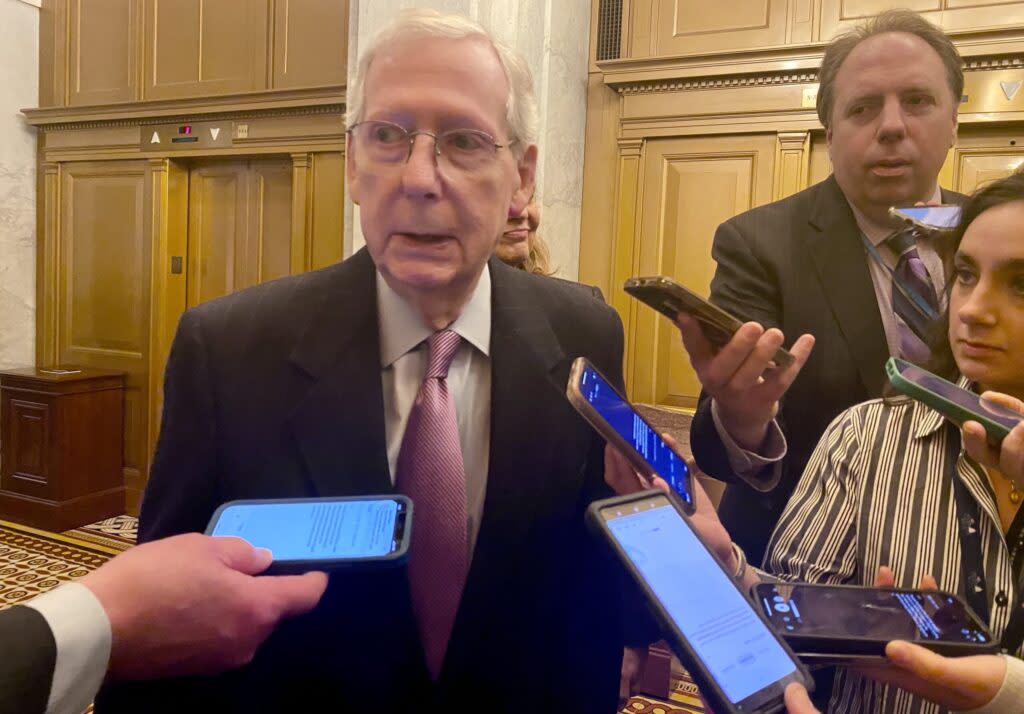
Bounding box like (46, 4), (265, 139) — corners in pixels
(870, 642), (1005, 710)
(81, 533), (329, 680)
(603, 438), (738, 573)
(962, 391), (1024, 491)
(784, 683), (820, 713)
(676, 313), (814, 451)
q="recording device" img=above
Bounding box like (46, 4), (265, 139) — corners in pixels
(624, 276), (794, 368)
(205, 495), (412, 573)
(886, 357), (1023, 443)
(753, 582), (997, 662)
(889, 205), (962, 232)
(588, 491), (812, 713)
(567, 357), (695, 511)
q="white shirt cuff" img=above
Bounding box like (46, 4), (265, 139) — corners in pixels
(955, 655), (1024, 714)
(710, 399), (786, 491)
(25, 582), (112, 714)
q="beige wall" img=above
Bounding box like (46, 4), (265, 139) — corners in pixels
(0, 0), (39, 369)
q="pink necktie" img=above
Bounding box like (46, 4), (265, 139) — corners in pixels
(396, 330), (468, 679)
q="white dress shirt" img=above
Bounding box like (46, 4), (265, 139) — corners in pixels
(25, 582), (111, 714)
(377, 267), (492, 561)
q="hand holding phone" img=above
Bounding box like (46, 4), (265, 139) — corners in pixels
(753, 582), (996, 662)
(566, 357), (695, 510)
(589, 492), (812, 712)
(624, 276), (794, 367)
(205, 495), (412, 574)
(886, 358), (1023, 443)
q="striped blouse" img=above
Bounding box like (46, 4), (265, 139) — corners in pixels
(765, 379), (1024, 714)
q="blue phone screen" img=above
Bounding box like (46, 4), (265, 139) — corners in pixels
(210, 499), (400, 561)
(605, 498), (797, 704)
(581, 364), (693, 507)
(897, 205), (962, 229)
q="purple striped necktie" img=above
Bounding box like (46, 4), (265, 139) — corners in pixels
(396, 329), (467, 680)
(885, 230), (939, 364)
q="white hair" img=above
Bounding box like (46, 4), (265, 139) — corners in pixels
(346, 9), (538, 153)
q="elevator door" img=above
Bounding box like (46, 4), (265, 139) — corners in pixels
(185, 157), (293, 307)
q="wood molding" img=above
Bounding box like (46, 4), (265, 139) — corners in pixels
(37, 163), (61, 368)
(773, 131), (810, 201)
(22, 86), (345, 127)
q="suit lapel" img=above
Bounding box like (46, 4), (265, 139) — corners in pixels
(804, 176), (891, 396)
(475, 259), (570, 558)
(286, 249), (392, 496)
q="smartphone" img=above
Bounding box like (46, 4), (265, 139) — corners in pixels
(588, 492), (811, 712)
(205, 495), (412, 573)
(886, 357), (1022, 442)
(624, 276), (794, 368)
(567, 357), (695, 512)
(889, 205), (962, 231)
(753, 582), (997, 661)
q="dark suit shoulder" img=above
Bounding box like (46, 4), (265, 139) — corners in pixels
(0, 606), (57, 714)
(719, 178), (834, 244)
(501, 266), (620, 335)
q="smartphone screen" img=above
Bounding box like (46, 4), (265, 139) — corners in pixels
(603, 496), (799, 706)
(209, 498), (404, 561)
(580, 363), (694, 508)
(894, 360), (1023, 432)
(757, 583), (991, 645)
(894, 205), (962, 229)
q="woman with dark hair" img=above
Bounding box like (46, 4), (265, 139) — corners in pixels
(764, 171), (1024, 713)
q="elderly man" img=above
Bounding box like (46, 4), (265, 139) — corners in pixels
(684, 9), (966, 564)
(96, 10), (643, 714)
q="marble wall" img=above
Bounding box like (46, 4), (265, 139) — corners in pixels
(346, 0), (591, 280)
(0, 0), (39, 369)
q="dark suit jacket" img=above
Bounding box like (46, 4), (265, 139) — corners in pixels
(0, 606), (56, 714)
(690, 176), (965, 564)
(96, 249), (636, 714)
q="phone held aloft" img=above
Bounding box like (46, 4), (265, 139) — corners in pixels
(566, 356), (696, 512)
(753, 581), (996, 664)
(589, 491), (812, 713)
(205, 495), (412, 574)
(624, 276), (794, 368)
(886, 357), (1023, 443)
(888, 205), (962, 233)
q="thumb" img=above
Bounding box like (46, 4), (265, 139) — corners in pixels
(919, 574), (939, 590)
(980, 391), (1024, 416)
(256, 571), (329, 619)
(213, 536), (274, 575)
(886, 641), (945, 679)
(784, 683), (820, 714)
(874, 566), (895, 588)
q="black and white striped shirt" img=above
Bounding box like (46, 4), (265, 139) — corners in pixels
(765, 380), (1023, 713)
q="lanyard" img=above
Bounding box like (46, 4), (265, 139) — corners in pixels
(860, 231), (941, 328)
(946, 428), (1024, 653)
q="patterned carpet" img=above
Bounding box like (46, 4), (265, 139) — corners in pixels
(0, 515), (703, 712)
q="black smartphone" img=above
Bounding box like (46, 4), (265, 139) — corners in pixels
(567, 357), (695, 512)
(205, 495), (412, 573)
(588, 492), (812, 713)
(889, 205), (962, 232)
(753, 582), (997, 662)
(886, 357), (1023, 443)
(624, 276), (794, 368)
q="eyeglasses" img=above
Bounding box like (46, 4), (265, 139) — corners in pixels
(347, 120), (515, 172)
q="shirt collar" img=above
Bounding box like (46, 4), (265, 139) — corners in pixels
(849, 184), (943, 247)
(911, 374), (975, 440)
(377, 266), (492, 368)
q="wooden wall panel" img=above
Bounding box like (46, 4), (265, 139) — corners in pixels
(252, 158), (295, 282)
(625, 135), (777, 408)
(68, 0), (138, 106)
(309, 152), (345, 269)
(633, 0), (797, 57)
(144, 0), (269, 100)
(58, 161), (152, 500)
(820, 1), (1024, 39)
(272, 0), (348, 89)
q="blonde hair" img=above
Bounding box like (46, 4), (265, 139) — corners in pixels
(522, 233), (555, 276)
(346, 9), (539, 153)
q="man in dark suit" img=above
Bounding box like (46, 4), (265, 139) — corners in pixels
(0, 534), (326, 714)
(97, 10), (645, 713)
(682, 10), (966, 564)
